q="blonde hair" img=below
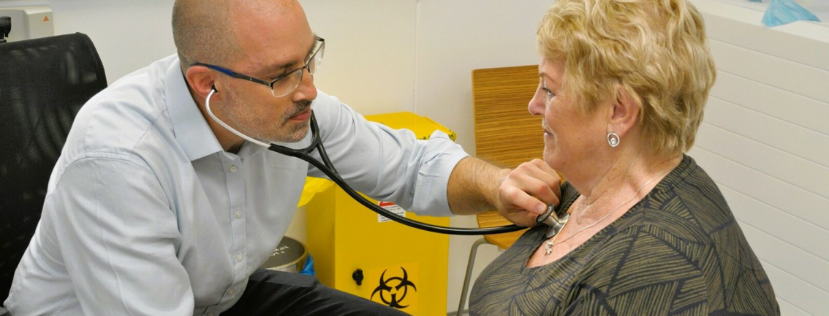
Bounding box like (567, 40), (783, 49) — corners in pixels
(537, 0), (716, 155)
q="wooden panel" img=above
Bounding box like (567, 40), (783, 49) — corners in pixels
(695, 123), (829, 198)
(687, 148), (829, 231)
(722, 186), (828, 262)
(709, 71), (829, 136)
(472, 65), (543, 168)
(688, 2), (829, 314)
(472, 65), (540, 247)
(704, 98), (829, 168)
(739, 222), (829, 293)
(709, 39), (829, 104)
(698, 0), (829, 71)
(761, 259), (829, 316)
(778, 299), (811, 316)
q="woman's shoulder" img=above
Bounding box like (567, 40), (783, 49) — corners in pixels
(606, 154), (763, 269)
(631, 155), (735, 240)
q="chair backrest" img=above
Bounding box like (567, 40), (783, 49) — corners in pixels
(0, 33), (107, 300)
(472, 65), (542, 247)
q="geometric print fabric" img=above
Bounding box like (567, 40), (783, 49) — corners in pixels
(470, 155), (779, 316)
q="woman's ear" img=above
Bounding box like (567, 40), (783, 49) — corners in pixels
(185, 65), (219, 101)
(609, 85), (640, 137)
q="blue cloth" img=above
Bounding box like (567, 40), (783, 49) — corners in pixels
(762, 0), (821, 27)
(3, 55), (467, 316)
(300, 254), (316, 276)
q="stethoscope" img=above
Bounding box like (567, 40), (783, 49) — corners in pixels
(205, 88), (567, 236)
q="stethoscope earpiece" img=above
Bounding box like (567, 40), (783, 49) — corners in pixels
(211, 84), (218, 93)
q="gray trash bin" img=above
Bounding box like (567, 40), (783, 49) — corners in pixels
(261, 236), (307, 273)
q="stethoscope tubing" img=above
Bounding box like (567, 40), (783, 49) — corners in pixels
(269, 112), (528, 235)
(205, 88), (527, 235)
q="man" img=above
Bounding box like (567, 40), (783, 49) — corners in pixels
(3, 0), (560, 315)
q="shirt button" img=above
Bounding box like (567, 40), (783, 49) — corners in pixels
(208, 313), (214, 316)
(230, 165), (238, 173)
(228, 289), (235, 296)
(237, 253), (243, 262)
(234, 210), (242, 218)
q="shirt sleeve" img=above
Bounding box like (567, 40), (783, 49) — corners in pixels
(565, 225), (710, 316)
(306, 91), (468, 217)
(47, 155), (194, 315)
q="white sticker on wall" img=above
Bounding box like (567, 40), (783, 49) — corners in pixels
(378, 201), (406, 223)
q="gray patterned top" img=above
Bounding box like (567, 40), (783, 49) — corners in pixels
(470, 155), (779, 316)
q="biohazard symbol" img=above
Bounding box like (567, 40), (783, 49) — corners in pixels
(370, 267), (417, 309)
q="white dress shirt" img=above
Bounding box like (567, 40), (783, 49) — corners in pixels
(4, 55), (467, 316)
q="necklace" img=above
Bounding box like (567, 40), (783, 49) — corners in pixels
(544, 169), (671, 255)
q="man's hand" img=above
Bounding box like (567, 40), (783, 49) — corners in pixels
(494, 159), (561, 227)
(447, 157), (561, 227)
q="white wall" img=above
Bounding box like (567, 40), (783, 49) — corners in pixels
(0, 0), (177, 83)
(0, 0), (418, 109)
(688, 1), (829, 315)
(299, 0), (417, 116)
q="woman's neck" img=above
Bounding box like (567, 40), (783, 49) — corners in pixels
(567, 150), (682, 222)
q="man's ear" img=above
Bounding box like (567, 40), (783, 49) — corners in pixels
(608, 85), (640, 137)
(185, 65), (219, 101)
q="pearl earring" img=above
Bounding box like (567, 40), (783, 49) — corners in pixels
(607, 132), (620, 147)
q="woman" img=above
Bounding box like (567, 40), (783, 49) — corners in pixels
(470, 0), (779, 315)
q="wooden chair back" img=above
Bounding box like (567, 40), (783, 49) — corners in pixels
(472, 65), (543, 248)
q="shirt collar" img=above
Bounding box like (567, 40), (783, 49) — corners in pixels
(166, 57), (224, 161)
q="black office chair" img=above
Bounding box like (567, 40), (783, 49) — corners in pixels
(0, 33), (107, 306)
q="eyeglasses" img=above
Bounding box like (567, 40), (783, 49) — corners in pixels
(192, 37), (325, 97)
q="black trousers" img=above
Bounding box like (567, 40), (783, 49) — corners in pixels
(220, 269), (409, 316)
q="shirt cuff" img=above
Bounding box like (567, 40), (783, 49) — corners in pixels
(410, 130), (469, 217)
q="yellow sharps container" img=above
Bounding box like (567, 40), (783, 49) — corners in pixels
(305, 112), (454, 315)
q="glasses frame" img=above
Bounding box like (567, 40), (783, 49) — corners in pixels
(192, 37), (325, 97)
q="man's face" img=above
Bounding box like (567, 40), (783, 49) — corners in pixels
(216, 1), (319, 143)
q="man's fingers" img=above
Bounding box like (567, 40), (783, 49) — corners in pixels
(495, 159), (563, 228)
(503, 209), (542, 227)
(508, 160), (561, 207)
(499, 186), (546, 215)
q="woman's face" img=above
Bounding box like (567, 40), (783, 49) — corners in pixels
(527, 59), (609, 177)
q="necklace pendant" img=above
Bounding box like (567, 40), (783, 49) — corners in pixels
(545, 240), (553, 255)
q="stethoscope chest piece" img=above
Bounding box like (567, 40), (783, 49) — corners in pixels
(537, 204), (571, 238)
